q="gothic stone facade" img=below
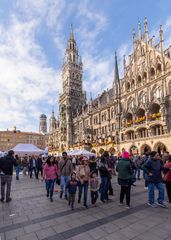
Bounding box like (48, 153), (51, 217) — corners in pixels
(48, 19), (171, 155)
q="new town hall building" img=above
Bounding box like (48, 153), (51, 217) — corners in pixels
(48, 19), (171, 155)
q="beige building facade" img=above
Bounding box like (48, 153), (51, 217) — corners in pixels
(0, 127), (48, 152)
(49, 19), (171, 155)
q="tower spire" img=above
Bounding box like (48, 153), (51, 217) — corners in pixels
(138, 20), (142, 40)
(159, 25), (164, 52)
(70, 23), (74, 40)
(144, 17), (149, 42)
(51, 106), (54, 116)
(132, 28), (136, 50)
(114, 51), (120, 98)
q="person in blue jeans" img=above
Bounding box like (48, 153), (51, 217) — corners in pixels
(77, 159), (90, 209)
(99, 152), (110, 203)
(58, 152), (73, 200)
(15, 155), (20, 180)
(143, 151), (167, 208)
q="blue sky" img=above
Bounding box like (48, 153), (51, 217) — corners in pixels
(1, 0), (171, 132)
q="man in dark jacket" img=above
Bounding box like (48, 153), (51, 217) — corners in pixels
(144, 151), (167, 208)
(36, 156), (43, 179)
(0, 150), (17, 202)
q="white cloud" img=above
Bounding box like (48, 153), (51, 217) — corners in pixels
(0, 15), (58, 131)
(1, 0), (171, 133)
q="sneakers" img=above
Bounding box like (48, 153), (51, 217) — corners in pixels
(126, 205), (131, 209)
(60, 192), (63, 199)
(157, 202), (168, 208)
(147, 202), (168, 208)
(147, 202), (156, 208)
(0, 198), (4, 202)
(65, 195), (68, 200)
(6, 198), (12, 203)
(118, 202), (124, 206)
(50, 197), (53, 202)
(144, 187), (148, 190)
(83, 203), (88, 209)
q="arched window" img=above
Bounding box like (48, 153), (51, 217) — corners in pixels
(152, 86), (161, 99)
(169, 81), (171, 94)
(157, 63), (162, 73)
(127, 97), (134, 109)
(143, 72), (147, 80)
(126, 82), (131, 91)
(73, 54), (75, 62)
(72, 73), (75, 78)
(139, 91), (147, 104)
(111, 108), (114, 119)
(150, 67), (155, 77)
(131, 79), (135, 89)
(137, 75), (142, 86)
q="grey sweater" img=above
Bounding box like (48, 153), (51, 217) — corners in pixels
(58, 159), (73, 177)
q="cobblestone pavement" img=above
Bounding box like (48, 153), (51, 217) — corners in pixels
(0, 175), (171, 240)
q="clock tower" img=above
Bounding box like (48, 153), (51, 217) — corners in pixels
(58, 26), (85, 149)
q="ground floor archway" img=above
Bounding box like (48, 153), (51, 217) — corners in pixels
(140, 144), (151, 154)
(130, 145), (138, 155)
(154, 142), (167, 155)
(91, 149), (96, 154)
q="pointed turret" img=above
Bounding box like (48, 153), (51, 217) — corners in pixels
(123, 55), (126, 77)
(132, 28), (136, 50)
(114, 52), (120, 99)
(66, 24), (78, 64)
(159, 25), (164, 53)
(49, 107), (56, 133)
(144, 17), (149, 42)
(70, 24), (74, 41)
(138, 20), (142, 40)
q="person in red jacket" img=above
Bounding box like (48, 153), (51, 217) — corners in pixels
(164, 155), (171, 203)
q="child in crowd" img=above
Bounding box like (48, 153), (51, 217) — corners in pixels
(90, 171), (99, 206)
(68, 172), (78, 210)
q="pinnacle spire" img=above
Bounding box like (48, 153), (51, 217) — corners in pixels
(114, 51), (120, 98)
(70, 23), (74, 40)
(144, 17), (149, 42)
(138, 19), (142, 39)
(90, 92), (93, 101)
(51, 106), (55, 118)
(159, 25), (164, 52)
(114, 51), (119, 84)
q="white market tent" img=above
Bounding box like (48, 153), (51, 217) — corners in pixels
(11, 144), (45, 155)
(71, 149), (96, 157)
(0, 151), (6, 157)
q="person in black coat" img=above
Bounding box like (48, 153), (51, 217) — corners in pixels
(36, 156), (43, 179)
(0, 150), (17, 202)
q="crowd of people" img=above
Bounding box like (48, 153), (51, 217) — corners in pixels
(0, 149), (171, 210)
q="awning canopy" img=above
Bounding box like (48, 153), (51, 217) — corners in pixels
(70, 149), (96, 157)
(11, 144), (45, 155)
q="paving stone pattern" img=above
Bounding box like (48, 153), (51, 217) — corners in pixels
(0, 175), (171, 240)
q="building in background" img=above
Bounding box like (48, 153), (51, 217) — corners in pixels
(39, 114), (47, 134)
(0, 126), (48, 152)
(48, 19), (171, 155)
